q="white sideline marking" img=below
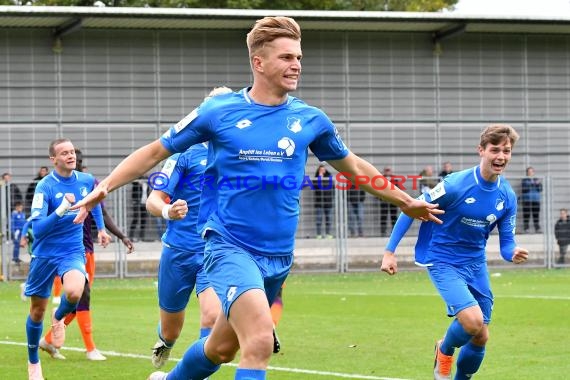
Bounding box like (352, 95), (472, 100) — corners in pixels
(0, 340), (411, 380)
(312, 291), (570, 300)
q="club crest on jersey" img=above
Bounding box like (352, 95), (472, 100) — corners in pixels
(286, 117), (302, 133)
(496, 199), (505, 211)
(55, 192), (64, 199)
(80, 187), (88, 197)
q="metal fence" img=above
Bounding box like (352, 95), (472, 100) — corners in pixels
(1, 174), (568, 281)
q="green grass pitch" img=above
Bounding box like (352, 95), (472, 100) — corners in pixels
(1, 269), (569, 379)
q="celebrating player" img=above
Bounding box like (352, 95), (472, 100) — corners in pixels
(72, 16), (442, 380)
(381, 124), (528, 380)
(25, 139), (110, 380)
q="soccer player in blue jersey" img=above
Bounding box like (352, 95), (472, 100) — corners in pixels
(39, 150), (134, 362)
(25, 138), (110, 380)
(72, 17), (442, 380)
(381, 124), (529, 380)
(144, 87), (230, 369)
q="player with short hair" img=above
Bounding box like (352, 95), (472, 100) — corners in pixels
(145, 87), (230, 369)
(381, 124), (528, 380)
(39, 149), (134, 362)
(72, 16), (442, 380)
(25, 138), (111, 380)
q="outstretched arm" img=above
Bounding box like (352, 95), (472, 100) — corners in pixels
(71, 140), (171, 222)
(328, 152), (443, 223)
(381, 213), (415, 275)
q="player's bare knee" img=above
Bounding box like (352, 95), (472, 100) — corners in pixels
(207, 343), (238, 364)
(200, 310), (218, 328)
(30, 307), (46, 322)
(65, 290), (83, 303)
(461, 317), (484, 335)
(242, 330), (273, 360)
(471, 328), (489, 346)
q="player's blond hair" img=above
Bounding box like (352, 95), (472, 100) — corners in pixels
(480, 124), (520, 148)
(204, 86), (233, 101)
(246, 16), (301, 59)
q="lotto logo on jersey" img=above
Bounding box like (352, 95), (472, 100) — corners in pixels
(226, 286), (238, 302)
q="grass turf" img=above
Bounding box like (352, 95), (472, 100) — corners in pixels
(1, 268), (569, 379)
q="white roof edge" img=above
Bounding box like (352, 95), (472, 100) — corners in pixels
(1, 6), (569, 23)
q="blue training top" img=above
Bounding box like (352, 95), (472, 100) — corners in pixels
(160, 87), (349, 255)
(30, 170), (104, 258)
(159, 143), (208, 253)
(386, 166), (518, 266)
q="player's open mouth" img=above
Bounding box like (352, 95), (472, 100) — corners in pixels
(492, 162), (505, 170)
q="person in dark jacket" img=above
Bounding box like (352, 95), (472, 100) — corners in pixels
(347, 183), (366, 237)
(520, 166), (542, 233)
(313, 164), (334, 238)
(554, 208), (570, 264)
(25, 166), (49, 214)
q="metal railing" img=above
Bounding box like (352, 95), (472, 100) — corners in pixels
(1, 175), (567, 280)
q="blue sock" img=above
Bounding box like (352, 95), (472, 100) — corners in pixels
(200, 327), (212, 339)
(26, 315), (43, 364)
(157, 322), (175, 348)
(455, 341), (485, 380)
(235, 368), (266, 380)
(441, 319), (473, 356)
(54, 293), (78, 321)
(167, 337), (220, 380)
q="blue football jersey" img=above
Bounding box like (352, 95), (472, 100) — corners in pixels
(160, 88), (349, 254)
(30, 170), (103, 258)
(417, 166), (518, 265)
(160, 143), (208, 253)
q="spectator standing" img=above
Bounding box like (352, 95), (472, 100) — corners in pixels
(419, 165), (438, 193)
(379, 167), (400, 237)
(25, 166), (49, 214)
(347, 183), (366, 237)
(554, 208), (570, 264)
(439, 161), (454, 179)
(314, 164), (334, 239)
(11, 201), (26, 264)
(130, 176), (149, 241)
(521, 166), (542, 233)
(2, 172), (23, 211)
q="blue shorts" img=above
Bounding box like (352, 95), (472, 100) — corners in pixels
(427, 261), (493, 324)
(25, 254), (87, 299)
(203, 232), (293, 318)
(158, 244), (211, 313)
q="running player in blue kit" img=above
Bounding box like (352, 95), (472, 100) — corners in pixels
(144, 87), (231, 369)
(25, 138), (110, 380)
(73, 16), (442, 380)
(381, 124), (529, 380)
